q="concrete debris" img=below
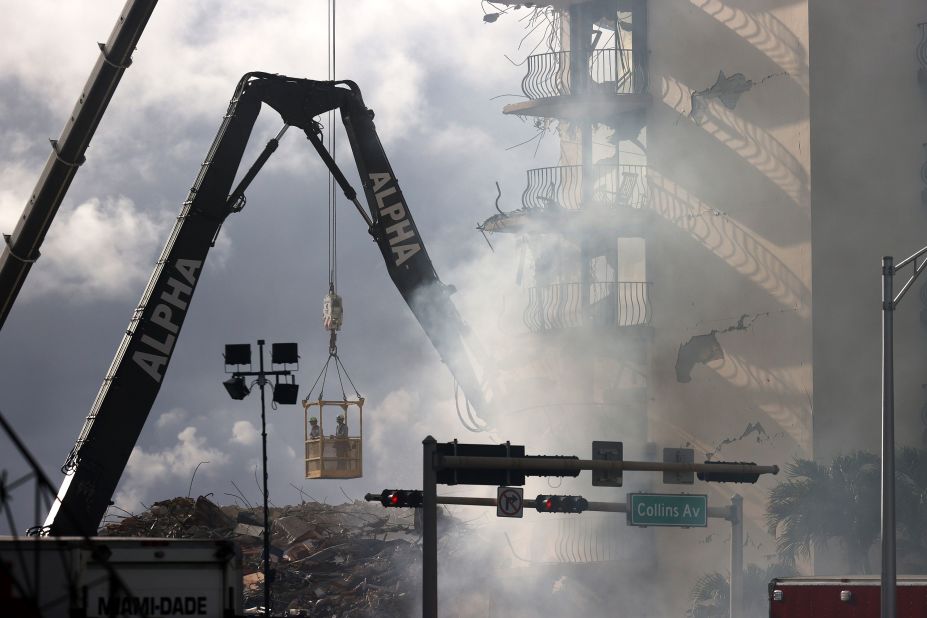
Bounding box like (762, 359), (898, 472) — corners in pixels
(100, 495), (423, 616)
(236, 522), (265, 538)
(100, 496), (232, 540)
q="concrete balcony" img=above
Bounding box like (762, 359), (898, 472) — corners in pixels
(503, 49), (650, 122)
(522, 163), (648, 210)
(479, 164), (653, 237)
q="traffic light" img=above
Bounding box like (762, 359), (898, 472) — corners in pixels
(434, 442), (581, 486)
(696, 461), (761, 483)
(435, 442), (527, 486)
(378, 489), (423, 508)
(534, 495), (588, 513)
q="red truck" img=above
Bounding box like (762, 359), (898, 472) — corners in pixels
(769, 576), (927, 617)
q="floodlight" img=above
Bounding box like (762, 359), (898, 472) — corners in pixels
(272, 383), (299, 405)
(271, 342), (299, 365)
(224, 344), (252, 366)
(223, 375), (250, 400)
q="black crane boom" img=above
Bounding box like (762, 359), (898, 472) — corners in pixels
(44, 73), (489, 535)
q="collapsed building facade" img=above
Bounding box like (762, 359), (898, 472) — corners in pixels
(478, 0), (927, 610)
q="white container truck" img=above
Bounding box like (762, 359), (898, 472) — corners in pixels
(0, 537), (242, 617)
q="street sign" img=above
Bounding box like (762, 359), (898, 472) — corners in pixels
(592, 441), (623, 487)
(496, 486), (523, 518)
(627, 493), (708, 527)
(663, 447), (695, 484)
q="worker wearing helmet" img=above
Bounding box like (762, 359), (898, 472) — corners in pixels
(335, 414), (348, 438)
(334, 413), (349, 470)
(308, 416), (321, 440)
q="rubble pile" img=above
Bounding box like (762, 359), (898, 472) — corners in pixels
(100, 496), (235, 538)
(100, 496), (423, 616)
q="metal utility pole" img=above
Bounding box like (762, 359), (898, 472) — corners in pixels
(222, 339), (298, 616)
(0, 0), (159, 330)
(882, 255), (896, 618)
(880, 245), (927, 618)
(256, 340), (271, 617)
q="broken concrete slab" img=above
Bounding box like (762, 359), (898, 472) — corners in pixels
(675, 332), (724, 383)
(235, 523), (265, 538)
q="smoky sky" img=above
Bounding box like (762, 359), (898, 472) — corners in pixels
(0, 1), (559, 530)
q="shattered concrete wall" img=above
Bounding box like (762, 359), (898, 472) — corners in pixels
(647, 0), (812, 602)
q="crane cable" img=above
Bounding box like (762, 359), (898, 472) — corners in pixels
(327, 0), (337, 294)
(326, 0), (339, 359)
(308, 0), (359, 403)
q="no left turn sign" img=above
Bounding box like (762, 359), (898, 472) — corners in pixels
(497, 486), (524, 518)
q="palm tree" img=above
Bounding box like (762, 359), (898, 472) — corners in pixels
(688, 563), (795, 618)
(688, 571), (728, 618)
(895, 446), (927, 571)
(765, 452), (880, 573)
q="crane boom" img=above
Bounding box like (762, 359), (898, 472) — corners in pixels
(44, 73), (490, 536)
(0, 0), (159, 330)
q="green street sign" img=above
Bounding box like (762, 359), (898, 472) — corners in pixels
(627, 493), (708, 528)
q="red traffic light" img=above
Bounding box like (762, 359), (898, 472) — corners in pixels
(535, 494), (588, 513)
(379, 489), (424, 508)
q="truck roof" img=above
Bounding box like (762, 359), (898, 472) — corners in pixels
(772, 575), (927, 586)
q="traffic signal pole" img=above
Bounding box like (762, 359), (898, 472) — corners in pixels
(379, 489), (744, 618)
(430, 494), (745, 617)
(415, 436), (771, 618)
(422, 436), (438, 618)
(438, 454), (777, 478)
(368, 492), (739, 519)
(730, 494), (743, 618)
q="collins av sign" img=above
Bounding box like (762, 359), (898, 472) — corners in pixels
(627, 493), (708, 527)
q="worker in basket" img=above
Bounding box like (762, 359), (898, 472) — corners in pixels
(334, 412), (349, 469)
(308, 416), (321, 440)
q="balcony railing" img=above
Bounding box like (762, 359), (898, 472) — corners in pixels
(521, 49), (644, 100)
(522, 164), (648, 210)
(524, 281), (652, 332)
